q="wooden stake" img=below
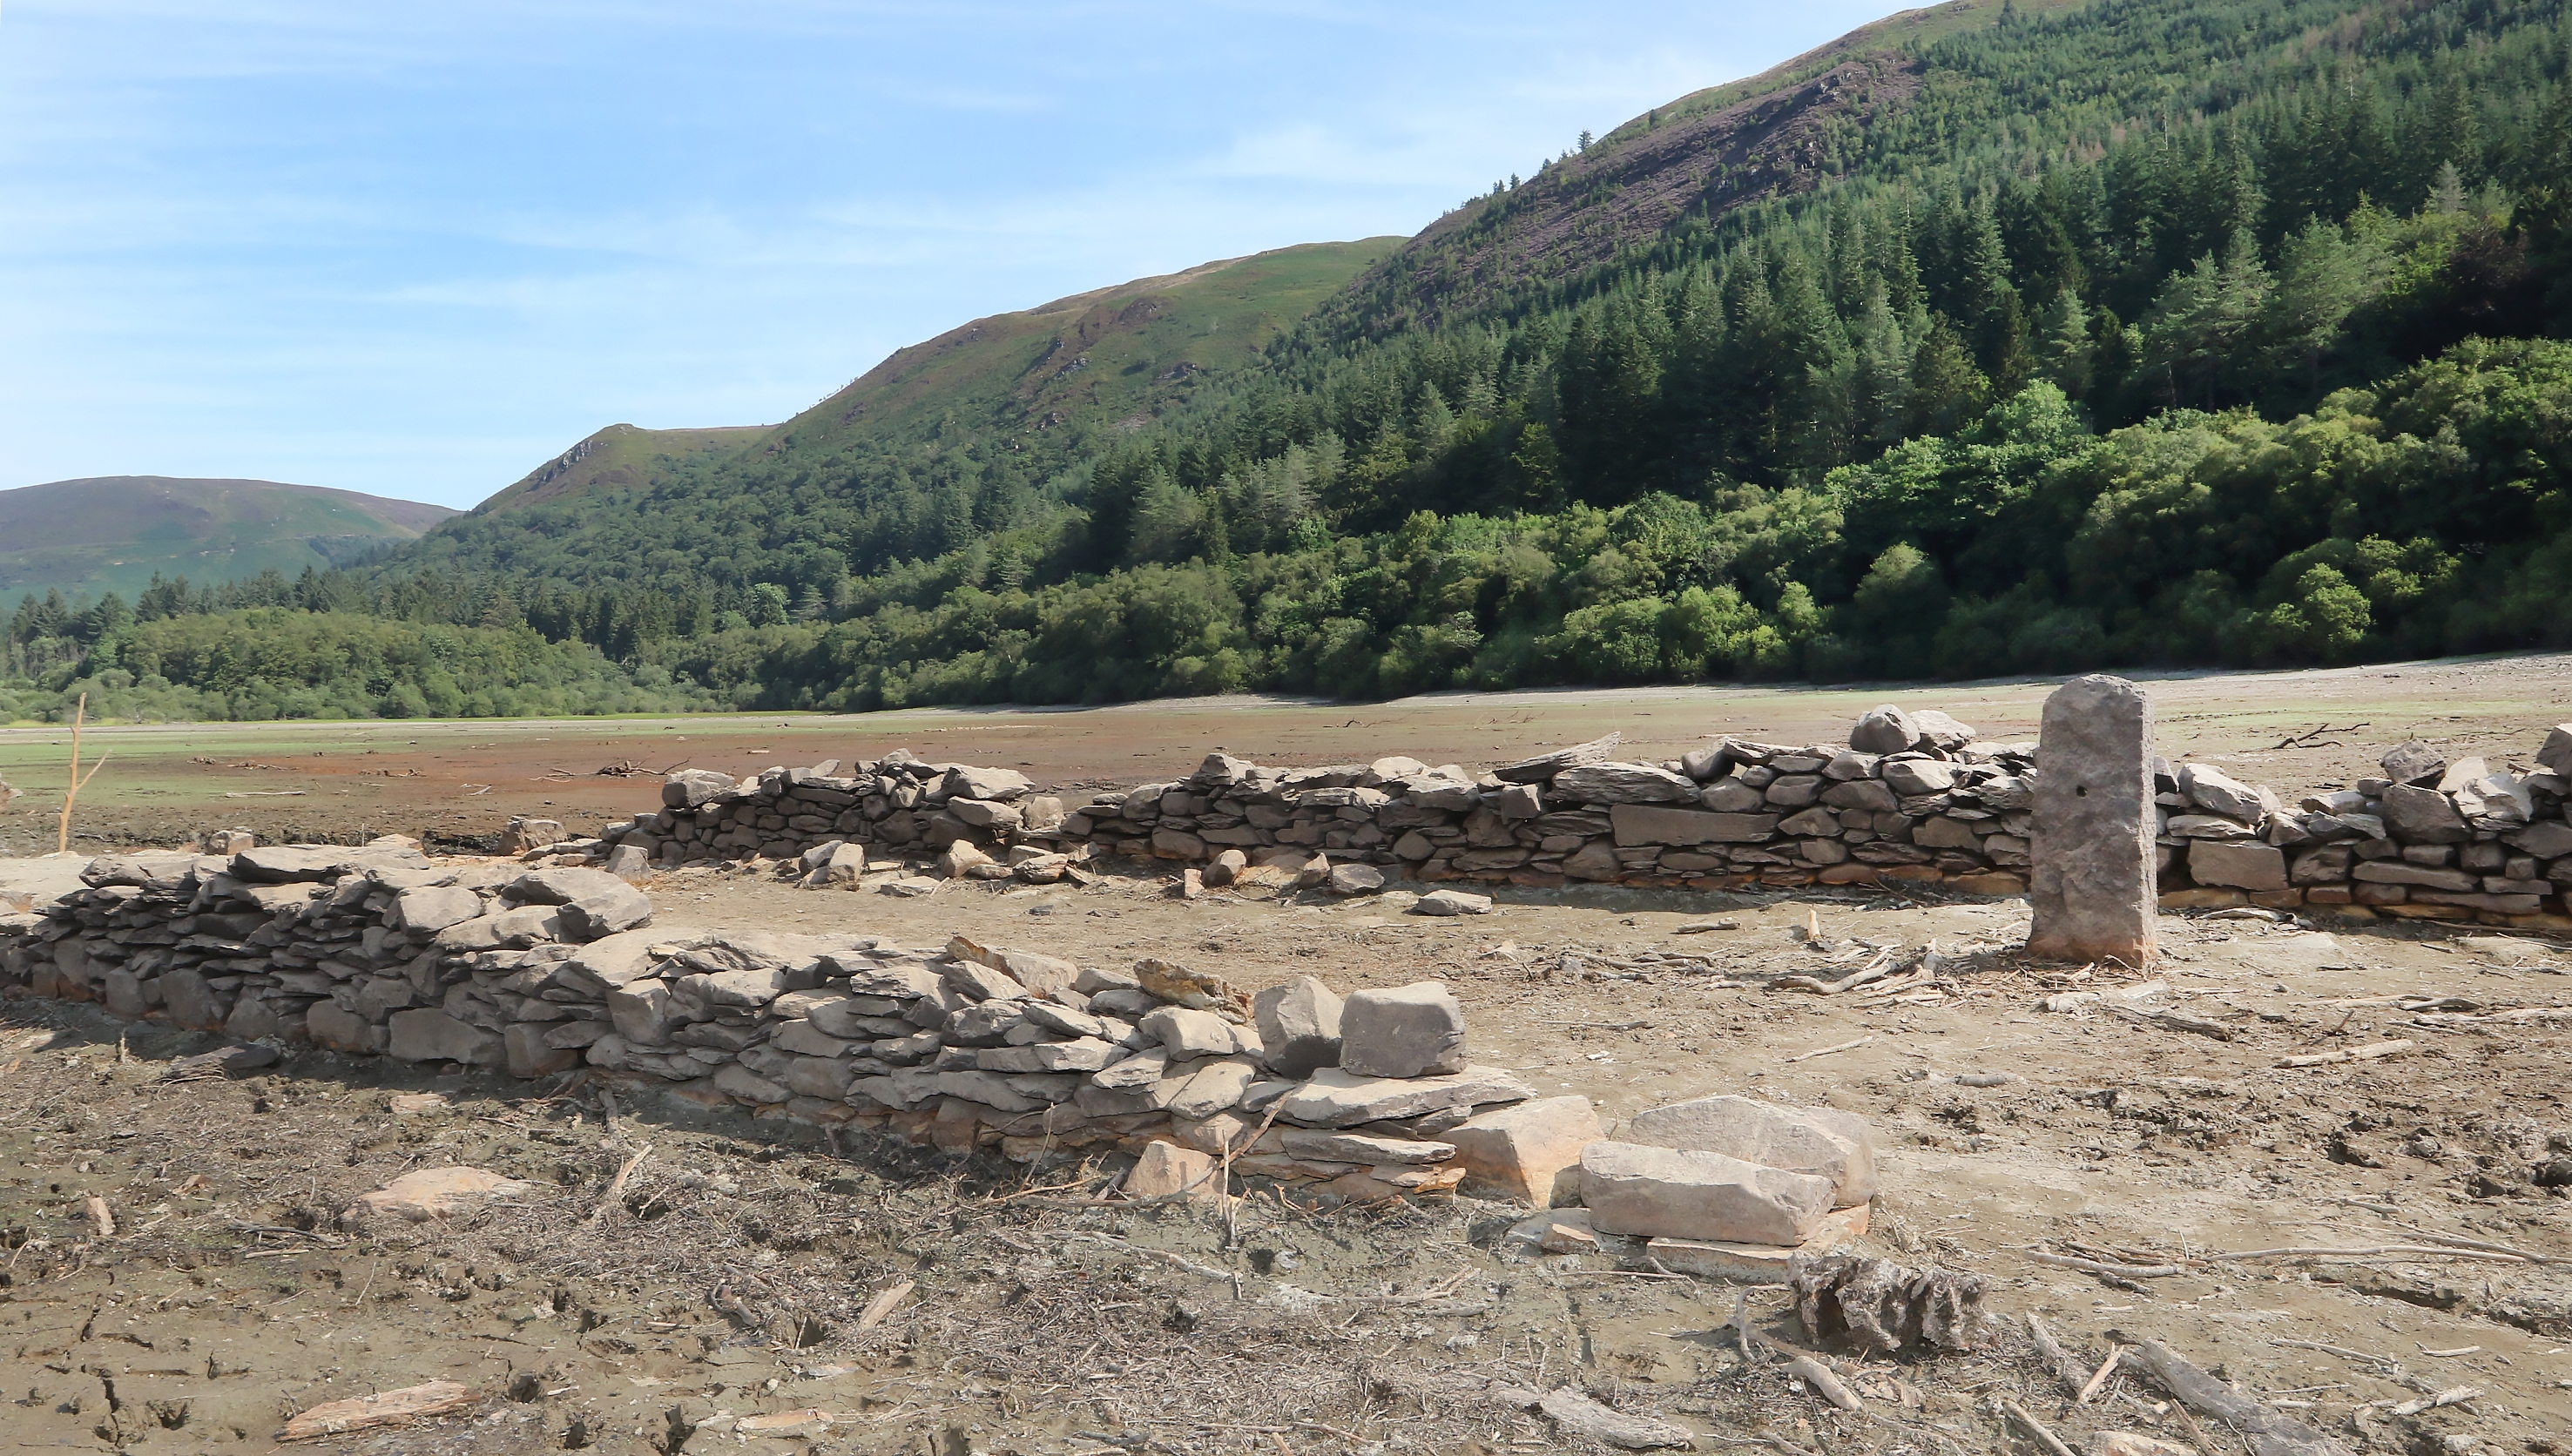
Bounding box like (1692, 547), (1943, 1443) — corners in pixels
(54, 692), (108, 855)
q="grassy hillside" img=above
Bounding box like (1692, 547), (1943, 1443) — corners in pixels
(479, 424), (768, 512)
(0, 476), (456, 606)
(473, 239), (1400, 520)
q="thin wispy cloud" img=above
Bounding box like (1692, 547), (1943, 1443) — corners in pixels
(0, 0), (1903, 506)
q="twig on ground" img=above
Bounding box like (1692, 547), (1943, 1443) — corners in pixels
(2276, 1039), (2414, 1068)
(1784, 1035), (1874, 1064)
(587, 1143), (651, 1223)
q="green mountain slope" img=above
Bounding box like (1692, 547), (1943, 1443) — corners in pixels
(473, 239), (1400, 521)
(481, 425), (768, 512)
(0, 476), (457, 606)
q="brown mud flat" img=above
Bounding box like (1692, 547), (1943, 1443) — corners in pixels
(2, 652), (2567, 858)
(4, 865), (2570, 1454)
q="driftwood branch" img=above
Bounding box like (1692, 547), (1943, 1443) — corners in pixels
(2024, 1314), (2087, 1398)
(2110, 1332), (2358, 1456)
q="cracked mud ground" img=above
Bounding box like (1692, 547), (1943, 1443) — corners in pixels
(3, 867), (2570, 1455)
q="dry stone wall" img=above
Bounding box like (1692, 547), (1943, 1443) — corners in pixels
(2150, 727), (2572, 921)
(594, 708), (2572, 924)
(602, 709), (2041, 900)
(0, 852), (1570, 1204)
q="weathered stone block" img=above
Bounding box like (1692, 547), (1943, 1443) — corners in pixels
(1253, 975), (1343, 1077)
(2187, 840), (2288, 892)
(1610, 804), (1777, 846)
(388, 1008), (503, 1067)
(1624, 1095), (1876, 1206)
(1446, 1095), (1602, 1205)
(1338, 981), (1465, 1078)
(503, 1023), (581, 1078)
(1549, 763), (1701, 805)
(1579, 1141), (1834, 1245)
(2028, 675), (2157, 965)
(1126, 1140), (1218, 1201)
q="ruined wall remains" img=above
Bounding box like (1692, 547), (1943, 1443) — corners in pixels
(603, 706), (2038, 900)
(592, 709), (2572, 925)
(0, 849), (1580, 1203)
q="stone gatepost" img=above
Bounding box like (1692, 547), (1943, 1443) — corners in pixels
(2028, 674), (2157, 965)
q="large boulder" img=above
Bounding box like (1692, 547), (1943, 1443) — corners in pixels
(307, 1001), (386, 1055)
(1139, 1006), (1254, 1059)
(510, 866), (631, 906)
(2186, 840), (2288, 892)
(944, 765), (1032, 801)
(1338, 982), (1466, 1078)
(394, 886), (483, 934)
(1579, 1141), (1835, 1245)
(559, 884), (653, 940)
(2176, 763), (2264, 823)
(2540, 725), (2572, 779)
(2379, 783), (2469, 844)
(662, 770), (737, 809)
(1624, 1095), (1877, 1206)
(1849, 706), (1919, 754)
(1880, 759), (1959, 796)
(2380, 740), (2447, 785)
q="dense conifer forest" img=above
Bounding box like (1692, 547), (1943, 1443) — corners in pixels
(10, 0), (2571, 720)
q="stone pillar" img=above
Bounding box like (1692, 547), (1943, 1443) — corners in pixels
(2028, 674), (2157, 965)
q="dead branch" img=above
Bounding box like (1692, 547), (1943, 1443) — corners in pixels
(2110, 1332), (2358, 1456)
(2271, 722), (2368, 751)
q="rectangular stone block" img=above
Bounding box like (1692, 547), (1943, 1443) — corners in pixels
(1609, 804), (1777, 846)
(1579, 1141), (1834, 1246)
(2029, 675), (2157, 964)
(1446, 1095), (1602, 1206)
(1645, 1203), (1872, 1284)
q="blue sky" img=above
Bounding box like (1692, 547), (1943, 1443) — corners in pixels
(1, 1), (1901, 509)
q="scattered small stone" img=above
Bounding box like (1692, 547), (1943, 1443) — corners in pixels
(1414, 889), (1492, 916)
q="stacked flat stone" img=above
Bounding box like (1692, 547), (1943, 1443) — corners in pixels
(1057, 723), (2035, 896)
(2158, 725), (2572, 922)
(0, 873), (1557, 1204)
(0, 844), (651, 1072)
(597, 752), (1070, 881)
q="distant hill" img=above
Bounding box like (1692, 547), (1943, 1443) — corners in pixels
(0, 475), (458, 605)
(470, 239), (1401, 517)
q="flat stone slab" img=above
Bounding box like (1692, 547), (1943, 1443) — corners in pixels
(1580, 1140), (1835, 1245)
(1624, 1095), (1877, 1206)
(1645, 1203), (1873, 1284)
(1277, 1065), (1534, 1128)
(1610, 804), (1778, 846)
(1278, 1129), (1455, 1164)
(0, 854), (95, 913)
